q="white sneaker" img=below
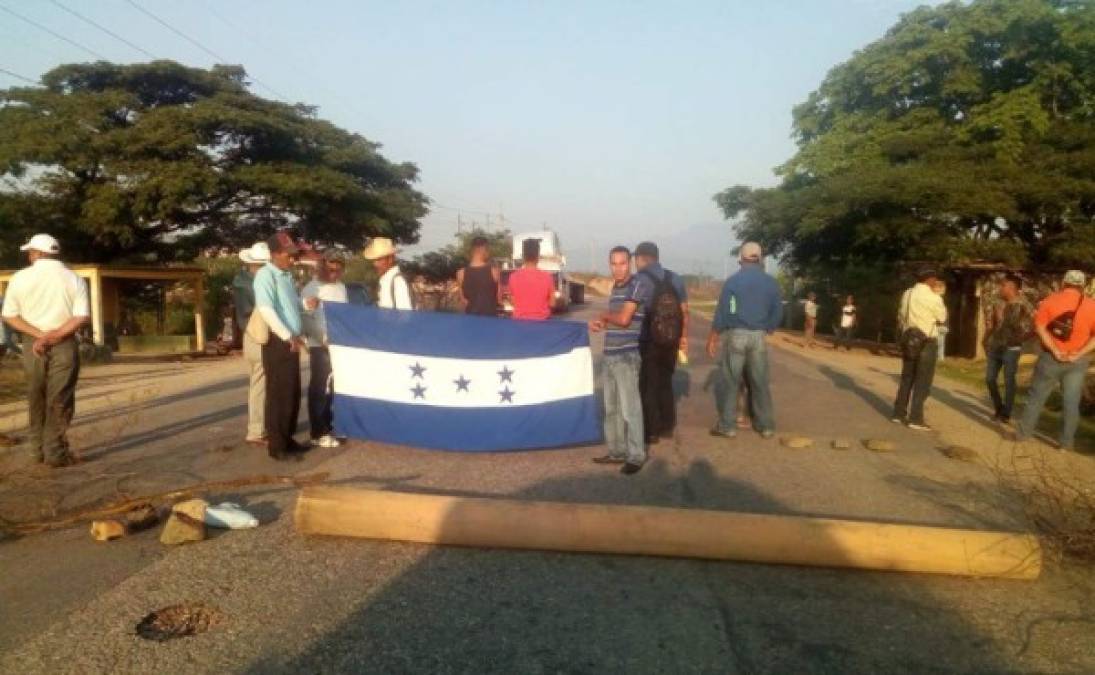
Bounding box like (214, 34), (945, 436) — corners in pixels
(314, 434), (342, 448)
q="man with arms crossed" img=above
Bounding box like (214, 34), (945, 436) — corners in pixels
(589, 246), (653, 475)
(2, 234), (89, 467)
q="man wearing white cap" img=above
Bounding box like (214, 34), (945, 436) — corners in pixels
(234, 242), (270, 446)
(363, 237), (414, 310)
(1, 234), (89, 467)
(706, 241), (783, 439)
(1015, 270), (1095, 451)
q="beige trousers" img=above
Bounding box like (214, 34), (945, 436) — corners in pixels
(243, 333), (266, 440)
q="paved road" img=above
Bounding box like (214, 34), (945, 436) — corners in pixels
(2, 299), (1094, 673)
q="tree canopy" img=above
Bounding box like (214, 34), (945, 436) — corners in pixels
(0, 61), (428, 265)
(715, 0), (1095, 272)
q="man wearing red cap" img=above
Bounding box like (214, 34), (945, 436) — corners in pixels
(1, 234), (89, 467)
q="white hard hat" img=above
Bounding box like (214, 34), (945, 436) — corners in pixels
(238, 242), (271, 264)
(19, 233), (61, 254)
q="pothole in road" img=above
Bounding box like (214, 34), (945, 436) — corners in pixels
(135, 603), (226, 642)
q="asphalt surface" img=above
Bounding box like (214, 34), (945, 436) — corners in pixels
(2, 298), (1094, 673)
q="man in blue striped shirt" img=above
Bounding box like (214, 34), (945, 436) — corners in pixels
(589, 246), (653, 474)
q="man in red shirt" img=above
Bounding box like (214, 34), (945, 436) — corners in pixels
(1015, 270), (1095, 451)
(508, 239), (554, 321)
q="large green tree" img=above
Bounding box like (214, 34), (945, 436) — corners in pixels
(716, 0), (1095, 271)
(0, 61), (428, 265)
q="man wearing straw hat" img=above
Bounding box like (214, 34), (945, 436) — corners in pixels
(2, 234), (89, 467)
(234, 241), (270, 447)
(364, 237), (415, 310)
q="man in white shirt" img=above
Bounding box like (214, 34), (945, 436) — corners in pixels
(1, 234), (90, 467)
(892, 268), (948, 431)
(302, 251), (349, 448)
(363, 237), (414, 310)
(803, 292), (819, 348)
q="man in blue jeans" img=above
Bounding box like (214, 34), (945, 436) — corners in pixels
(706, 242), (783, 439)
(983, 274), (1031, 423)
(589, 246), (653, 475)
(1015, 270), (1095, 451)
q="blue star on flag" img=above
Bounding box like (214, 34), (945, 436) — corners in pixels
(409, 362), (427, 379)
(499, 386), (515, 403)
(410, 383), (427, 400)
(498, 365), (515, 383)
(454, 375), (471, 392)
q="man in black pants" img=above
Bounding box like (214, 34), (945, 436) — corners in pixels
(892, 269), (948, 431)
(633, 242), (689, 443)
(253, 231), (310, 460)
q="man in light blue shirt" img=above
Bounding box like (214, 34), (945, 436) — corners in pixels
(253, 231), (309, 461)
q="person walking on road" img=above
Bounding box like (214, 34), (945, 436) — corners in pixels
(589, 246), (653, 475)
(508, 238), (554, 321)
(891, 269), (948, 431)
(1015, 270), (1095, 452)
(457, 236), (501, 316)
(365, 238), (415, 310)
(835, 295), (857, 350)
(1, 234), (90, 467)
(706, 242), (783, 439)
(235, 242), (270, 447)
(983, 274), (1032, 424)
(633, 241), (688, 443)
(302, 251), (349, 449)
(803, 292), (819, 348)
(254, 231), (310, 461)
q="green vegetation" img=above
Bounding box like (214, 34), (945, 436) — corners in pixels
(717, 0), (1095, 272)
(0, 61), (428, 266)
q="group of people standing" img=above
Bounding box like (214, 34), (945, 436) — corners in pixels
(892, 268), (1094, 452)
(233, 232), (414, 461)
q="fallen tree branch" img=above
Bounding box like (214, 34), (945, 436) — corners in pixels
(0, 472), (329, 536)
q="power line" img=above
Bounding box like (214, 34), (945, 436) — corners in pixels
(123, 0), (290, 101)
(0, 3), (108, 60)
(48, 0), (157, 60)
(0, 66), (39, 85)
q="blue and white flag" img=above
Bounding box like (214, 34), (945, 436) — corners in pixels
(326, 305), (601, 452)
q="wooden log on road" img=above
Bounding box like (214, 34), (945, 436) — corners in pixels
(294, 487), (1042, 580)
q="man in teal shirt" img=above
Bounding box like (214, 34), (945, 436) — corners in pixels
(254, 231), (309, 460)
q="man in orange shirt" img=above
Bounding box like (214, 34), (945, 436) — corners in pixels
(508, 239), (554, 321)
(1015, 270), (1095, 451)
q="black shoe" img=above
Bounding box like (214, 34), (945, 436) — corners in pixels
(644, 435), (660, 445)
(45, 455), (76, 468)
(287, 441), (312, 454)
(998, 415), (1011, 424)
(659, 431), (674, 440)
(621, 462), (643, 475)
(709, 427), (737, 439)
(593, 454), (626, 464)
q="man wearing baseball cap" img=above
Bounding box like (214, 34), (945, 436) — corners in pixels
(1, 234), (90, 467)
(706, 241), (783, 439)
(253, 231), (310, 460)
(1015, 270), (1095, 451)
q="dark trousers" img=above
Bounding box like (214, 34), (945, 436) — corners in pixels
(834, 326), (854, 350)
(262, 334), (301, 454)
(892, 341), (938, 424)
(23, 338), (79, 462)
(307, 346), (333, 439)
(640, 341), (678, 439)
(985, 346), (1020, 419)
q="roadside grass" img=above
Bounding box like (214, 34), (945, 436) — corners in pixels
(935, 359), (1094, 453)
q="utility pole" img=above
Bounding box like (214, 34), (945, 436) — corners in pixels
(457, 213), (463, 233)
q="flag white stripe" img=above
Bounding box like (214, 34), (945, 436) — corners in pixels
(329, 344), (594, 408)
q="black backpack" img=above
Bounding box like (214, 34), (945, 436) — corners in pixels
(640, 269), (684, 347)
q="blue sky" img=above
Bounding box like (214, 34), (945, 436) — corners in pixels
(0, 0), (925, 274)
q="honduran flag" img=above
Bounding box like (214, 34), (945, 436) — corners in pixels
(326, 304), (601, 452)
